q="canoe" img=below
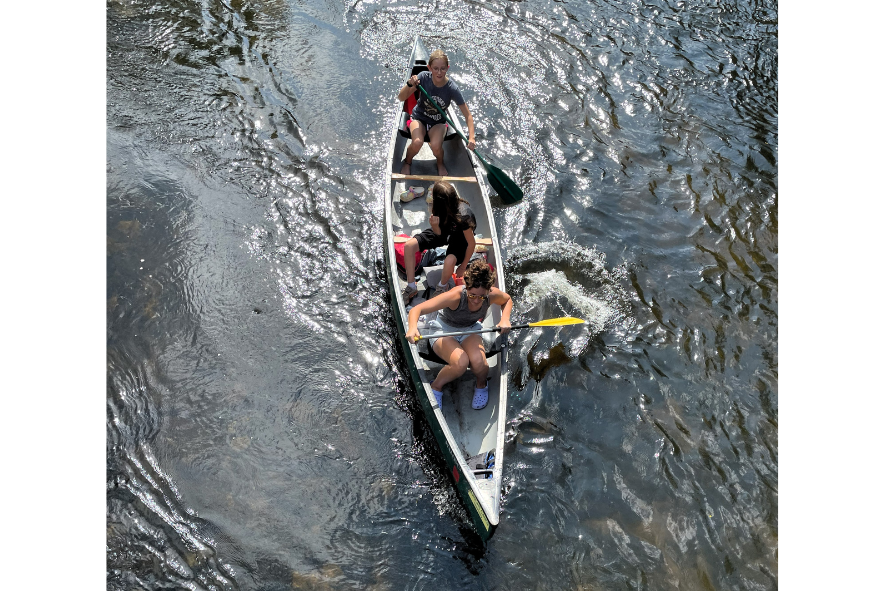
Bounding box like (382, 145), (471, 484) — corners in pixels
(383, 37), (509, 541)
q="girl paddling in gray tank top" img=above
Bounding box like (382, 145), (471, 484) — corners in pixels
(405, 259), (513, 410)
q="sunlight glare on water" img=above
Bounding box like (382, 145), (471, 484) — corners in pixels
(107, 0), (777, 587)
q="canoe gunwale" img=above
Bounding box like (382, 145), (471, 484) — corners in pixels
(382, 36), (508, 541)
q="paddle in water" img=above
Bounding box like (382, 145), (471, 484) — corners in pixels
(414, 316), (585, 341)
(414, 82), (524, 205)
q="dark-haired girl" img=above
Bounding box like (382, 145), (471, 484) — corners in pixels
(400, 180), (476, 302)
(405, 258), (512, 410)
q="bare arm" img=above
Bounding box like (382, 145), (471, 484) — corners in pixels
(455, 229), (475, 278)
(398, 74), (420, 102)
(488, 288), (513, 334)
(405, 288), (461, 343)
(458, 103), (475, 150)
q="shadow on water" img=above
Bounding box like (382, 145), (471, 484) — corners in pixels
(528, 342), (574, 382)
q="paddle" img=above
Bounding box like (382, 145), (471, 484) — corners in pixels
(412, 80), (524, 205)
(414, 317), (585, 341)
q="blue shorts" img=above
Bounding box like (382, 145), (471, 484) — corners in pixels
(428, 317), (483, 350)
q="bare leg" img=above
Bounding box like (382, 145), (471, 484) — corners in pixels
(428, 123), (448, 176)
(403, 237), (420, 284)
(461, 334), (489, 388)
(431, 338), (469, 390)
(400, 121), (427, 174)
(440, 254), (457, 286)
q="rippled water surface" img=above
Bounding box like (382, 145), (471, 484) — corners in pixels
(107, 0), (777, 588)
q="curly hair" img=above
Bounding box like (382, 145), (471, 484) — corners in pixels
(463, 258), (496, 290)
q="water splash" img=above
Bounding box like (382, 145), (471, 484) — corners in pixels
(507, 241), (634, 339)
(521, 269), (614, 334)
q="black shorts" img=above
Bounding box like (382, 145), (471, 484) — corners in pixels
(414, 228), (469, 264)
(410, 114), (448, 134)
(446, 229), (469, 263)
(414, 228), (447, 251)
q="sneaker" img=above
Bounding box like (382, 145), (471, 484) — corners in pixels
(401, 284), (418, 302)
(431, 283), (448, 299)
(399, 186), (425, 202)
(432, 389), (443, 407)
(472, 381), (489, 410)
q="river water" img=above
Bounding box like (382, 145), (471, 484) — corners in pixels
(106, 0), (777, 588)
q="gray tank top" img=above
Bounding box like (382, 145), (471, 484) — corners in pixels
(439, 287), (490, 328)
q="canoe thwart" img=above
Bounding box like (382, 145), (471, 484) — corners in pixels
(394, 235), (493, 250)
(391, 173), (478, 183)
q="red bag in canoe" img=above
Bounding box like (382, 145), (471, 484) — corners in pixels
(395, 234), (423, 271)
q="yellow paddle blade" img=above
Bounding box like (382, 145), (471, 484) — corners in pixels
(527, 317), (586, 327)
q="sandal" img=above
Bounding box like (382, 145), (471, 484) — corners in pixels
(472, 381), (489, 410)
(399, 186), (425, 202)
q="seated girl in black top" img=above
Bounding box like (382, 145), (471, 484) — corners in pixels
(400, 181), (476, 303)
